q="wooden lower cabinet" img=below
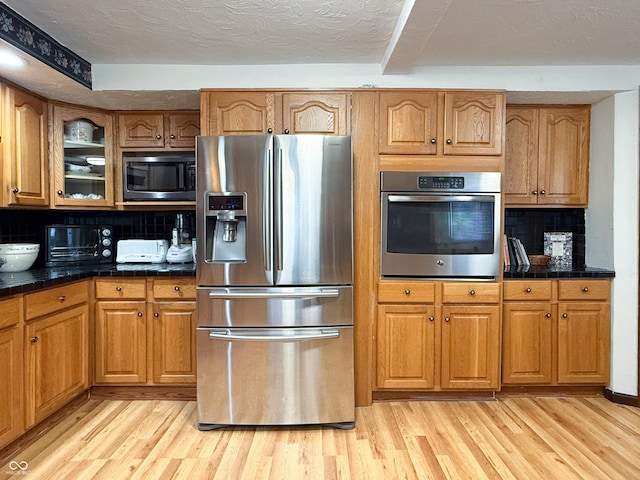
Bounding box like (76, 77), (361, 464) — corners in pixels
(24, 304), (89, 428)
(0, 296), (23, 447)
(376, 281), (501, 391)
(150, 301), (197, 384)
(94, 301), (147, 384)
(502, 279), (610, 386)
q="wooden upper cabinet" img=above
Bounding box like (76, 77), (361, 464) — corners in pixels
(200, 91), (350, 136)
(379, 91), (438, 155)
(505, 105), (590, 207)
(281, 92), (350, 135)
(118, 111), (199, 149)
(2, 85), (49, 207)
(378, 90), (504, 156)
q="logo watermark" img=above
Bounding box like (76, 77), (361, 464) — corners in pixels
(6, 460), (29, 476)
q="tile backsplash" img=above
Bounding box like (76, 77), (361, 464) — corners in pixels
(0, 209), (195, 268)
(504, 208), (585, 267)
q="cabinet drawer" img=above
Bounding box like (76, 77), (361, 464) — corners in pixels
(378, 281), (435, 304)
(503, 280), (552, 301)
(95, 278), (147, 300)
(557, 280), (610, 301)
(152, 278), (196, 300)
(0, 296), (21, 329)
(25, 281), (88, 320)
(441, 282), (500, 304)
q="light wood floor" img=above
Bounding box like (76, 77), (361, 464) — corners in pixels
(3, 396), (640, 480)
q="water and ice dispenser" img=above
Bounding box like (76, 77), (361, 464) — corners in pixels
(204, 192), (247, 263)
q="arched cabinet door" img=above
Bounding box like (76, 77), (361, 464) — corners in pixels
(281, 92), (350, 135)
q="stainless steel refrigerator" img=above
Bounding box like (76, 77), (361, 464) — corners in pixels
(195, 135), (354, 430)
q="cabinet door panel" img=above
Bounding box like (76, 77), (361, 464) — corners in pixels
(444, 92), (503, 156)
(502, 302), (553, 384)
(282, 92), (349, 135)
(0, 324), (23, 446)
(379, 92), (438, 154)
(505, 107), (539, 205)
(557, 302), (610, 384)
(118, 113), (164, 148)
(538, 107), (589, 205)
(167, 113), (200, 148)
(24, 305), (88, 427)
(441, 305), (500, 389)
(94, 301), (147, 384)
(206, 92), (275, 135)
(376, 304), (435, 389)
(151, 302), (196, 384)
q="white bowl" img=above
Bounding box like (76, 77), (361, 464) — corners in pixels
(0, 243), (40, 272)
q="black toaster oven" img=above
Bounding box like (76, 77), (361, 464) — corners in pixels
(45, 225), (114, 267)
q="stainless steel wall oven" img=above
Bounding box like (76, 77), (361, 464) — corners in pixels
(381, 171), (501, 279)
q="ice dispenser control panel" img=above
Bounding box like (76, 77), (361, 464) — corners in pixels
(208, 194), (245, 212)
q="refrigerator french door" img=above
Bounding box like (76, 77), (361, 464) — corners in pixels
(195, 135), (354, 430)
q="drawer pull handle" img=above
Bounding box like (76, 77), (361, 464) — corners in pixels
(154, 312), (159, 317)
(137, 312), (143, 317)
(404, 289), (411, 295)
(30, 336), (38, 343)
(59, 295), (66, 302)
(469, 289), (476, 296)
(582, 287), (589, 293)
(525, 287), (532, 293)
(116, 286), (122, 291)
(444, 317), (451, 322)
(562, 313), (568, 318)
(174, 286), (180, 291)
(428, 316), (435, 322)
(545, 313), (551, 318)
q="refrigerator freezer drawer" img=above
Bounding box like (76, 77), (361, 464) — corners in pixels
(196, 326), (355, 429)
(197, 286), (353, 328)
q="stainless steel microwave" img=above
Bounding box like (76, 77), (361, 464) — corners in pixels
(380, 171), (502, 280)
(123, 153), (196, 201)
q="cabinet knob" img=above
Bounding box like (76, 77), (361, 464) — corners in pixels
(430, 138), (436, 144)
(174, 286), (180, 291)
(267, 128), (273, 134)
(31, 336), (38, 343)
(446, 138), (452, 145)
(155, 134), (162, 140)
(170, 134), (176, 139)
(540, 190), (546, 195)
(154, 312), (159, 317)
(444, 317), (451, 322)
(404, 289), (411, 295)
(469, 289), (476, 296)
(12, 187), (18, 193)
(545, 313), (551, 318)
(59, 295), (66, 302)
(428, 316), (435, 322)
(115, 286), (122, 291)
(562, 313), (568, 318)
(137, 311), (143, 317)
(284, 129), (290, 134)
(57, 190), (63, 196)
(532, 190), (538, 195)
(582, 287), (589, 293)
(525, 287), (532, 293)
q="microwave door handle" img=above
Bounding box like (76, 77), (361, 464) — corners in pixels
(177, 165), (185, 190)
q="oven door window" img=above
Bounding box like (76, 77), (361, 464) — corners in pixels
(386, 196), (495, 255)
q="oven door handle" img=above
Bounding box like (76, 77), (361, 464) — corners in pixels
(387, 194), (495, 202)
(206, 328), (340, 341)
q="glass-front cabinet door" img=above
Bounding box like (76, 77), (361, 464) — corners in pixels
(51, 105), (114, 208)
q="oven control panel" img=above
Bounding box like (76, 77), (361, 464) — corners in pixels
(418, 176), (464, 189)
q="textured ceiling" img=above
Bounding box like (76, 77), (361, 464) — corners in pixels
(0, 0), (638, 109)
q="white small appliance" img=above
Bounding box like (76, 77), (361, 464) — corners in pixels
(116, 239), (169, 263)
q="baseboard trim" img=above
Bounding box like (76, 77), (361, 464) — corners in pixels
(89, 385), (197, 400)
(604, 388), (639, 407)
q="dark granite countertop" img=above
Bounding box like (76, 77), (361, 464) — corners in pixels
(0, 262), (196, 298)
(503, 265), (615, 279)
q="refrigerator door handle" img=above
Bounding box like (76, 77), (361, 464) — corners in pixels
(264, 147), (273, 274)
(274, 146), (283, 271)
(206, 329), (340, 341)
(207, 288), (340, 299)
